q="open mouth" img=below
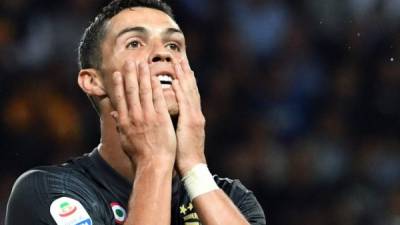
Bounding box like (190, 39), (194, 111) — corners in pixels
(157, 74), (173, 89)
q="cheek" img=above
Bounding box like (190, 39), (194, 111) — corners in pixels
(104, 44), (131, 69)
(99, 72), (114, 95)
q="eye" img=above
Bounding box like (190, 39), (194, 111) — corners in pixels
(126, 40), (142, 49)
(166, 43), (180, 51)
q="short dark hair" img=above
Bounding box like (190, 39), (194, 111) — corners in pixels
(78, 0), (174, 70)
(78, 0), (174, 114)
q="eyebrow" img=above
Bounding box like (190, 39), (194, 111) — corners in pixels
(116, 26), (148, 38)
(115, 26), (183, 39)
(163, 28), (184, 37)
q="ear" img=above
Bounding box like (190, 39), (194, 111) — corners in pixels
(77, 69), (106, 97)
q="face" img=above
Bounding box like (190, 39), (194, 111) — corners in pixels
(99, 7), (187, 115)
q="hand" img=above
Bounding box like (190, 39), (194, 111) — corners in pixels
(172, 59), (207, 176)
(109, 61), (176, 168)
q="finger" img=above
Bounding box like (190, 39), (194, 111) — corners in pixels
(138, 62), (155, 114)
(151, 75), (168, 114)
(174, 61), (199, 100)
(123, 61), (141, 112)
(177, 62), (203, 112)
(181, 59), (199, 90)
(172, 79), (188, 112)
(174, 61), (188, 85)
(181, 57), (192, 75)
(110, 111), (121, 132)
(112, 71), (129, 124)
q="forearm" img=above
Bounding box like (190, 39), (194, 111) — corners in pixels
(173, 60), (252, 225)
(124, 160), (174, 225)
(193, 190), (250, 225)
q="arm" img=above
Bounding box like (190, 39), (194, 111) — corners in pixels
(109, 61), (176, 225)
(125, 159), (173, 225)
(172, 59), (265, 225)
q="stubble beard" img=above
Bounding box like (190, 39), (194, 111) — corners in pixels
(167, 100), (179, 117)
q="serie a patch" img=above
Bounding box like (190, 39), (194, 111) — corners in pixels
(50, 197), (92, 225)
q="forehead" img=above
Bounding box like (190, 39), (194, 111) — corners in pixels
(105, 7), (180, 36)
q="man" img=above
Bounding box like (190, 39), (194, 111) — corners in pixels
(5, 0), (266, 225)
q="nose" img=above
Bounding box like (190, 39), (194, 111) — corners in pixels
(149, 50), (173, 63)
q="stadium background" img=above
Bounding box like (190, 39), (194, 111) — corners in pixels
(1, 0), (400, 224)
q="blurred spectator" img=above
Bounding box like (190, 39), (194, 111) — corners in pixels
(228, 0), (291, 59)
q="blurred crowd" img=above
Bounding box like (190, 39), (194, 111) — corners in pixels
(1, 0), (400, 225)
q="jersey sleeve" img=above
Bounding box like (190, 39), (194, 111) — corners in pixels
(5, 168), (109, 225)
(217, 177), (266, 225)
(235, 190), (266, 225)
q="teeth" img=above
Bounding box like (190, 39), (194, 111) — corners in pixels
(161, 84), (171, 89)
(157, 74), (173, 82)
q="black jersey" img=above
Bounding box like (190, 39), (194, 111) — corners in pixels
(5, 149), (266, 225)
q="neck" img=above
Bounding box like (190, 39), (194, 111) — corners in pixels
(98, 110), (135, 183)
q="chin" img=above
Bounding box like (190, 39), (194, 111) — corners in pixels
(168, 105), (179, 116)
(165, 98), (179, 116)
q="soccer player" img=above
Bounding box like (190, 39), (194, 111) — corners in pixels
(5, 1), (266, 225)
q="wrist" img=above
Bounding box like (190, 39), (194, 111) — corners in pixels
(181, 164), (219, 200)
(135, 155), (175, 174)
(177, 157), (206, 177)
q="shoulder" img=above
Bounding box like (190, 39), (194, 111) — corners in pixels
(10, 166), (93, 198)
(6, 166), (106, 225)
(9, 167), (69, 203)
(9, 165), (105, 206)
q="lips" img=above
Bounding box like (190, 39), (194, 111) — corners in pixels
(157, 74), (173, 89)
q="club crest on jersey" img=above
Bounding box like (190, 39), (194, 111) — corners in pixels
(110, 202), (126, 224)
(180, 202), (202, 225)
(50, 197), (92, 225)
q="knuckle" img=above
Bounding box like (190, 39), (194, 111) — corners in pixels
(113, 73), (122, 85)
(128, 110), (143, 123)
(157, 114), (170, 123)
(189, 114), (206, 127)
(119, 119), (130, 130)
(125, 86), (137, 95)
(143, 112), (155, 122)
(132, 102), (141, 109)
(128, 110), (135, 119)
(140, 87), (152, 95)
(197, 116), (206, 127)
(133, 114), (143, 123)
(115, 93), (123, 100)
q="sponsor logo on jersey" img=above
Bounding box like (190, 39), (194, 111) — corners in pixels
(110, 202), (126, 224)
(50, 197), (92, 225)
